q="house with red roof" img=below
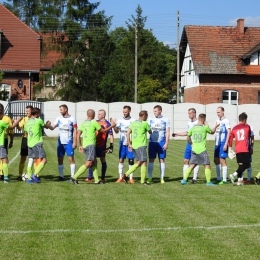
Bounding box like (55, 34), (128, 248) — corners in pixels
(180, 19), (260, 105)
(0, 4), (41, 100)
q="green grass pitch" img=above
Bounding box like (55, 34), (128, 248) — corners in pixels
(1, 137), (260, 260)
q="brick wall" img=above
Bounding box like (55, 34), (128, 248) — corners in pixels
(184, 74), (260, 104)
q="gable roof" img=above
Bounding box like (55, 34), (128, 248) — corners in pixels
(0, 4), (40, 72)
(180, 23), (260, 75)
(241, 41), (260, 59)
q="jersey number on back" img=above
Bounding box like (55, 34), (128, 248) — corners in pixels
(236, 129), (245, 141)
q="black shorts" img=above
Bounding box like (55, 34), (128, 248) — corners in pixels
(4, 138), (8, 154)
(20, 137), (28, 156)
(236, 152), (250, 164)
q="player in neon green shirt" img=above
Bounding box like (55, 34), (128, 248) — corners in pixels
(181, 113), (219, 186)
(121, 110), (152, 185)
(71, 109), (116, 184)
(24, 108), (50, 183)
(0, 109), (22, 182)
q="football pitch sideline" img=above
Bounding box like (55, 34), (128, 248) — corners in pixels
(1, 137), (260, 260)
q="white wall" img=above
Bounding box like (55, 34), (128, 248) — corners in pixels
(40, 102), (260, 140)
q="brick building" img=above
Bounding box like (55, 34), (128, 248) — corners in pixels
(180, 19), (260, 105)
(0, 4), (40, 101)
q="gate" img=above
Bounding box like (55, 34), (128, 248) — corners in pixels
(4, 100), (44, 136)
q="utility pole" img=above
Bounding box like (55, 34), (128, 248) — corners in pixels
(134, 22), (138, 103)
(177, 10), (180, 103)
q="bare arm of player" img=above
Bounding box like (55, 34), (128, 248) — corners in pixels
(44, 121), (51, 129)
(210, 123), (220, 135)
(8, 117), (23, 130)
(187, 136), (192, 145)
(126, 128), (132, 147)
(77, 130), (84, 153)
(48, 123), (57, 130)
(73, 127), (77, 149)
(163, 127), (170, 150)
(172, 131), (188, 137)
(223, 128), (231, 151)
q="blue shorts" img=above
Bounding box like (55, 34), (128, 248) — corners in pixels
(96, 146), (106, 158)
(214, 144), (228, 159)
(148, 142), (166, 159)
(119, 142), (134, 159)
(184, 142), (192, 160)
(57, 139), (74, 157)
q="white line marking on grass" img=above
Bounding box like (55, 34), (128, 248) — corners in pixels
(1, 223), (260, 235)
(8, 151), (20, 166)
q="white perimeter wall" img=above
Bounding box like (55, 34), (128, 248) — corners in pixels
(40, 102), (260, 140)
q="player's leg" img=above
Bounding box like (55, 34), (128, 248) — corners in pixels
(218, 142), (228, 183)
(117, 142), (125, 181)
(158, 142), (166, 183)
(100, 156), (107, 183)
(127, 147), (135, 183)
(57, 140), (65, 180)
(0, 138), (9, 181)
(181, 163), (196, 184)
(183, 143), (192, 178)
(32, 144), (47, 182)
(18, 137), (28, 181)
(65, 142), (76, 179)
(214, 145), (222, 181)
(0, 144), (9, 183)
(148, 142), (156, 181)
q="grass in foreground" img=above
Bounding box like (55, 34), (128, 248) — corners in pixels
(0, 138), (260, 260)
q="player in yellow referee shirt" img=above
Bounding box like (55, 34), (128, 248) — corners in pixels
(0, 103), (14, 181)
(16, 105), (33, 180)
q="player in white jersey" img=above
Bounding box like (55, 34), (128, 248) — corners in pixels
(48, 104), (77, 181)
(172, 108), (200, 183)
(147, 105), (170, 183)
(113, 106), (136, 183)
(214, 106), (231, 184)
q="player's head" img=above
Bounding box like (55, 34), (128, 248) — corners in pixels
(26, 105), (33, 117)
(0, 108), (4, 120)
(239, 112), (247, 123)
(153, 105), (162, 117)
(188, 108), (196, 120)
(216, 106), (225, 119)
(139, 110), (148, 121)
(0, 103), (4, 111)
(123, 106), (131, 118)
(34, 108), (41, 118)
(87, 109), (95, 119)
(98, 109), (106, 120)
(59, 104), (68, 116)
(198, 113), (206, 123)
(31, 107), (39, 117)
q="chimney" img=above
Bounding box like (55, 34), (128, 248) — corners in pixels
(237, 19), (245, 34)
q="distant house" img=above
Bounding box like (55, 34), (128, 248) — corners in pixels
(180, 19), (260, 105)
(0, 4), (40, 101)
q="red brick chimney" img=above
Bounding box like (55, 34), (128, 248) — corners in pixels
(237, 19), (245, 34)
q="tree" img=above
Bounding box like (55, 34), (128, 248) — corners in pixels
(0, 71), (3, 83)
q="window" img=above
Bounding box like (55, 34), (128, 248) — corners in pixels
(0, 84), (11, 101)
(45, 74), (56, 86)
(258, 91), (260, 104)
(222, 90), (238, 105)
(189, 60), (192, 74)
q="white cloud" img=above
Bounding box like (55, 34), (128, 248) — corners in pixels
(229, 16), (260, 27)
(163, 41), (175, 47)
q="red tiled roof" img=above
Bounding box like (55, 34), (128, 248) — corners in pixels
(245, 65), (260, 75)
(180, 24), (260, 74)
(0, 4), (40, 71)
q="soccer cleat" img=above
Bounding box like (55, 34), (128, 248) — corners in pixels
(245, 180), (251, 185)
(100, 179), (106, 184)
(206, 182), (217, 186)
(237, 181), (244, 186)
(191, 179), (197, 184)
(70, 177), (79, 184)
(116, 178), (123, 183)
(3, 178), (10, 183)
(160, 179), (165, 184)
(218, 180), (228, 185)
(31, 174), (41, 183)
(140, 182), (150, 185)
(95, 181), (105, 184)
(254, 177), (260, 185)
(85, 178), (93, 183)
(16, 176), (23, 181)
(56, 176), (65, 181)
(0, 175), (4, 181)
(146, 178), (153, 183)
(26, 179), (35, 184)
(229, 174), (235, 185)
(181, 179), (188, 185)
(122, 174), (129, 184)
(129, 179), (135, 184)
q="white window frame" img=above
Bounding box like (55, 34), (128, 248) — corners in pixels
(222, 90), (239, 105)
(45, 74), (56, 87)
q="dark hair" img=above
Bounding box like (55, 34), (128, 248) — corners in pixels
(59, 104), (68, 110)
(26, 105), (33, 110)
(31, 107), (40, 116)
(139, 110), (148, 117)
(123, 106), (131, 111)
(188, 108), (196, 114)
(198, 113), (206, 121)
(239, 113), (247, 122)
(154, 105), (162, 111)
(217, 106), (224, 111)
(0, 103), (4, 110)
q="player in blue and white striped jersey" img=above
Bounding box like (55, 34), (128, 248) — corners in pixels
(113, 106), (136, 183)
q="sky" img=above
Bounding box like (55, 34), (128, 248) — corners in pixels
(1, 0), (260, 48)
(97, 0), (260, 47)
